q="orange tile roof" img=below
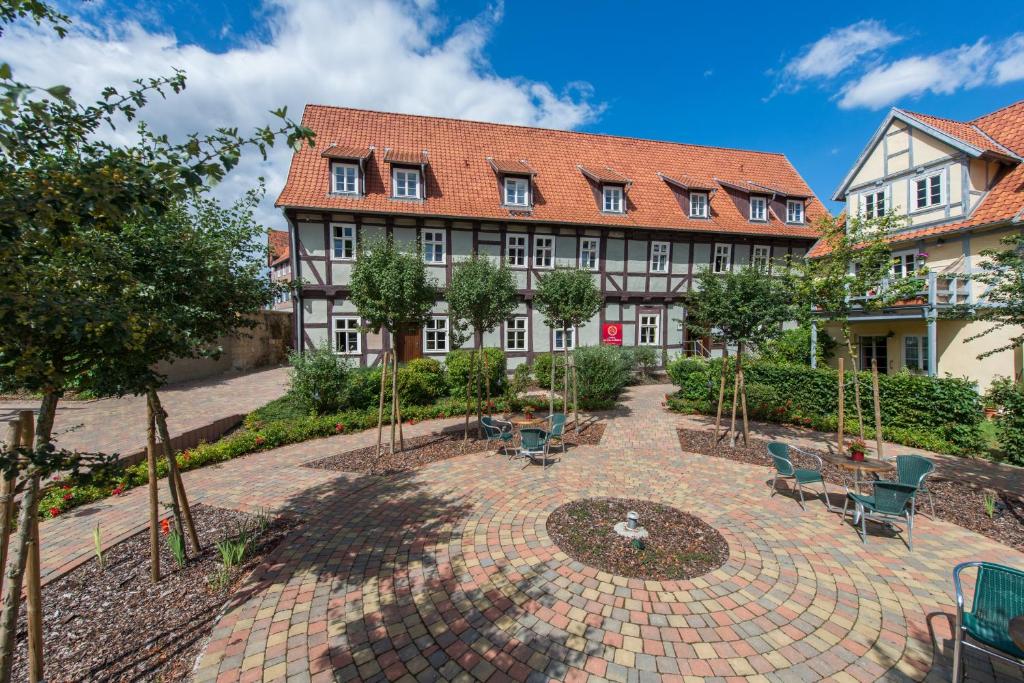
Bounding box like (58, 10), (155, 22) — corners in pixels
(578, 164), (631, 185)
(268, 229), (290, 266)
(900, 110), (1016, 157)
(383, 148), (428, 165)
(277, 105), (826, 239)
(487, 158), (537, 176)
(320, 144), (373, 160)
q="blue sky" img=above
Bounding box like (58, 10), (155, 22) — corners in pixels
(8, 0), (1024, 220)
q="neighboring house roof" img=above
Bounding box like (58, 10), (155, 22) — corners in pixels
(277, 105), (826, 239)
(268, 229), (290, 267)
(811, 100), (1024, 258)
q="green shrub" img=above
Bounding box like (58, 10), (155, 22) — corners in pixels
(573, 346), (633, 404)
(445, 348), (505, 396)
(755, 325), (836, 366)
(287, 347), (351, 415)
(504, 362), (532, 403)
(532, 352), (564, 391)
(346, 366), (384, 411)
(399, 357), (444, 405)
(633, 346), (658, 375)
(987, 377), (1024, 465)
(743, 382), (784, 420)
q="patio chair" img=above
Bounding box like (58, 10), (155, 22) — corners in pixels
(842, 482), (918, 550)
(952, 561), (1024, 682)
(768, 442), (828, 510)
(545, 413), (567, 454)
(481, 416), (515, 457)
(883, 454), (936, 518)
(518, 427), (552, 469)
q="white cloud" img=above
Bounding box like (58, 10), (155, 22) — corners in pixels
(782, 20), (902, 82)
(0, 0), (603, 227)
(994, 33), (1024, 84)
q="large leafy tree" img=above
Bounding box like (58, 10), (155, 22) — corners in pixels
(350, 236), (438, 455)
(961, 233), (1024, 362)
(447, 256), (518, 438)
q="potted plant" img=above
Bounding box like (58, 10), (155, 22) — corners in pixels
(848, 437), (867, 461)
(524, 403), (536, 420)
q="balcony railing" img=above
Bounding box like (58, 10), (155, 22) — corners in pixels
(847, 271), (970, 310)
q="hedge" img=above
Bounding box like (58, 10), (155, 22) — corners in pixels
(666, 357), (984, 455)
(987, 377), (1024, 465)
(444, 348), (506, 397)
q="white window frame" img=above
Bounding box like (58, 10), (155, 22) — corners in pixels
(392, 167), (421, 199)
(505, 316), (528, 351)
(903, 334), (928, 372)
(332, 223), (356, 260)
(333, 316), (361, 356)
(423, 316), (449, 353)
(891, 249), (917, 279)
(422, 229), (445, 264)
(602, 185), (624, 213)
(785, 199), (804, 224)
(553, 327), (576, 351)
(331, 162), (360, 195)
(914, 171), (944, 210)
(504, 177), (530, 207)
(751, 245), (771, 271)
(860, 189), (888, 219)
(749, 196), (767, 222)
(639, 313), (660, 346)
(712, 243), (732, 274)
(533, 235), (554, 269)
(579, 237), (600, 271)
(650, 241), (670, 273)
(689, 192), (708, 218)
(505, 234), (527, 268)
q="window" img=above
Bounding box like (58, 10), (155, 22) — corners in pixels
(713, 243), (731, 273)
(424, 317), (449, 353)
(749, 196), (767, 221)
(786, 200), (804, 224)
(903, 335), (928, 372)
(554, 327), (575, 351)
(650, 241), (669, 273)
(423, 230), (445, 264)
(579, 237), (599, 270)
(332, 223), (356, 260)
(392, 168), (421, 199)
(915, 172), (943, 209)
(639, 313), (660, 346)
(534, 235), (554, 268)
(861, 190), (886, 219)
(333, 317), (360, 355)
(891, 250), (917, 279)
(506, 234), (527, 267)
(751, 245), (771, 271)
(504, 177), (529, 206)
(602, 185), (623, 213)
(505, 317), (527, 351)
(689, 192), (708, 218)
(332, 163), (359, 194)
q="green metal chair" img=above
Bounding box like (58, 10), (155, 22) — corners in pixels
(481, 416), (515, 457)
(885, 454), (936, 517)
(842, 482), (918, 550)
(545, 413), (567, 454)
(952, 561), (1024, 682)
(518, 428), (552, 469)
(767, 442), (828, 510)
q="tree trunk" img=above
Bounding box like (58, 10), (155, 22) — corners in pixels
(376, 351), (388, 457)
(714, 351), (728, 441)
(475, 335), (483, 440)
(548, 350), (554, 417)
(871, 358), (884, 458)
(572, 363), (579, 436)
(464, 369), (471, 442)
(150, 390), (200, 554)
(146, 407), (160, 583)
(562, 326), (570, 415)
(738, 346), (749, 446)
(0, 420), (19, 604)
(20, 411), (42, 683)
(843, 331), (865, 439)
(837, 357), (845, 454)
(390, 346), (399, 454)
(146, 390), (188, 557)
(482, 343), (492, 418)
(0, 390), (57, 682)
(728, 359), (740, 448)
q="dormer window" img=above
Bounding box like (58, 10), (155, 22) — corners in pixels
(392, 168), (421, 199)
(749, 196), (767, 222)
(504, 177), (530, 207)
(602, 185), (624, 213)
(786, 199), (804, 224)
(689, 192), (708, 218)
(332, 162), (360, 195)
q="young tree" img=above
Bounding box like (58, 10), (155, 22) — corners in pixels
(533, 268), (602, 420)
(446, 256), (518, 438)
(686, 264), (795, 445)
(350, 237), (438, 455)
(961, 232), (1024, 364)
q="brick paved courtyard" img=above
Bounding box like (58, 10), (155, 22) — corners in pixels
(189, 384), (1024, 682)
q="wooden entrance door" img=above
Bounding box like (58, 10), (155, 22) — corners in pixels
(396, 330), (422, 362)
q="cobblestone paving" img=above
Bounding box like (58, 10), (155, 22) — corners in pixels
(195, 385), (1024, 682)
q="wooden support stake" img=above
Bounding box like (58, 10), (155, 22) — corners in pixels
(146, 408), (160, 583)
(728, 363), (740, 448)
(738, 349), (749, 447)
(20, 412), (43, 683)
(147, 390), (190, 557)
(377, 351), (389, 455)
(549, 352), (555, 417)
(390, 349), (399, 454)
(0, 420), (20, 604)
(714, 353), (728, 441)
(837, 357), (845, 454)
(572, 363), (579, 436)
(871, 358), (885, 459)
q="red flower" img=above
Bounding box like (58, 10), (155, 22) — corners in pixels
(255, 435), (265, 446)
(160, 518), (170, 535)
(182, 450), (192, 462)
(407, 418), (417, 426)
(49, 507), (60, 518)
(111, 487), (123, 496)
(61, 484), (71, 490)
(63, 492), (73, 501)
(335, 423), (346, 433)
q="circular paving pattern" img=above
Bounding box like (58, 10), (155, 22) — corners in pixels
(196, 385), (1024, 683)
(545, 497), (728, 581)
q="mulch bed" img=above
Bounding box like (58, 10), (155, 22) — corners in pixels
(677, 427), (1024, 553)
(305, 418), (606, 475)
(546, 497), (728, 581)
(13, 504), (298, 682)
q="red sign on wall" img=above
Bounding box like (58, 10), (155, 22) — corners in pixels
(602, 323), (623, 346)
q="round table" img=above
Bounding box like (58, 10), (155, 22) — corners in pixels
(1011, 615), (1024, 652)
(821, 453), (895, 494)
(510, 416), (546, 429)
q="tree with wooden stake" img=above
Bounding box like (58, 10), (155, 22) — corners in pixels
(350, 236), (438, 456)
(533, 268), (601, 425)
(447, 256), (518, 439)
(686, 264), (796, 447)
(792, 212), (920, 444)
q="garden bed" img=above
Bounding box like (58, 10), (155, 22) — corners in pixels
(676, 427), (1024, 553)
(305, 419), (605, 475)
(546, 497), (728, 581)
(13, 504), (298, 682)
